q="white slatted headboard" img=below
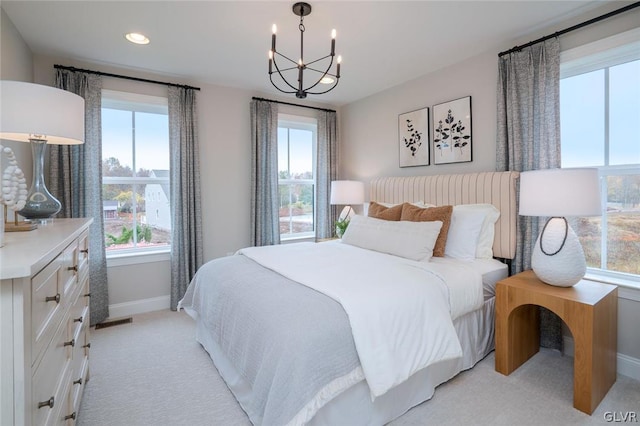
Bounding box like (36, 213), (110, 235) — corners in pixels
(369, 172), (520, 260)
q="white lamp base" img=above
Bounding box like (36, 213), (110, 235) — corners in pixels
(531, 217), (586, 287)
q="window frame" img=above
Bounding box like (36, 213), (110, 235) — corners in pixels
(101, 90), (171, 258)
(277, 114), (318, 241)
(560, 28), (640, 288)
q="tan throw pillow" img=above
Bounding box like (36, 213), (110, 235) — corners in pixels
(400, 203), (453, 257)
(368, 201), (403, 221)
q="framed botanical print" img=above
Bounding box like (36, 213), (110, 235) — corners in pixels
(398, 107), (429, 167)
(432, 96), (472, 164)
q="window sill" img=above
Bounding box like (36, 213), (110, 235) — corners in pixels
(280, 235), (315, 244)
(584, 272), (640, 302)
(107, 249), (171, 267)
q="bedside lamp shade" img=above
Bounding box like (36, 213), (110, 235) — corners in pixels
(519, 168), (601, 287)
(520, 168), (601, 217)
(0, 81), (85, 221)
(330, 180), (365, 206)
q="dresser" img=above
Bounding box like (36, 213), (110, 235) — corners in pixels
(1, 218), (92, 426)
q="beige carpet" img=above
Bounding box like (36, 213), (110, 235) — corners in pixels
(77, 310), (640, 426)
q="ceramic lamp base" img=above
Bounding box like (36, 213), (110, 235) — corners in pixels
(532, 217), (586, 287)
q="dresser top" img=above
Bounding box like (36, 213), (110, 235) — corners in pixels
(0, 218), (93, 279)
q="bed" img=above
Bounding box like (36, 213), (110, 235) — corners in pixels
(179, 171), (519, 426)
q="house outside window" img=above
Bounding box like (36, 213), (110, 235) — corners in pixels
(560, 29), (640, 283)
(278, 114), (317, 240)
(101, 90), (171, 254)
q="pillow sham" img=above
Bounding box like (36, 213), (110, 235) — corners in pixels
(341, 215), (443, 261)
(368, 201), (403, 221)
(365, 201), (429, 217)
(444, 207), (487, 261)
(400, 203), (453, 257)
(453, 204), (500, 259)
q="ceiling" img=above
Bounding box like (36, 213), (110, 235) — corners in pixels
(1, 1), (620, 106)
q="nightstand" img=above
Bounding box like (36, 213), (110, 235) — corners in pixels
(495, 270), (617, 415)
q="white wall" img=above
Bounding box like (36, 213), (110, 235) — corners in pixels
(0, 7), (34, 220)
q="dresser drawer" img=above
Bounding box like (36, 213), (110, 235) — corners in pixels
(59, 240), (79, 305)
(32, 318), (72, 426)
(32, 257), (64, 365)
(77, 231), (89, 283)
(70, 328), (89, 416)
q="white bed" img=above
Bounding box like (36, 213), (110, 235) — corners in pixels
(180, 171), (519, 425)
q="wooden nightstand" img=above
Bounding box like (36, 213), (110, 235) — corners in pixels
(495, 270), (617, 415)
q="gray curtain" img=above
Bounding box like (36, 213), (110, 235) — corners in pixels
(169, 86), (203, 310)
(315, 110), (339, 239)
(51, 69), (109, 326)
(496, 38), (563, 349)
(250, 99), (280, 246)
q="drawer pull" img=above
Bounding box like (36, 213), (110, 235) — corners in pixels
(84, 292), (91, 298)
(73, 378), (83, 385)
(68, 265), (78, 272)
(83, 342), (91, 349)
(45, 293), (61, 304)
(64, 338), (75, 347)
(38, 397), (54, 409)
(64, 412), (77, 421)
(80, 248), (89, 254)
(74, 316), (83, 323)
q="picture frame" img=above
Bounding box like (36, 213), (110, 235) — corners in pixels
(398, 107), (429, 168)
(432, 96), (472, 165)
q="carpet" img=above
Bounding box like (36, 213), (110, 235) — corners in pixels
(77, 310), (640, 426)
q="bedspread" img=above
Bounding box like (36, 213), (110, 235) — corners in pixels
(179, 255), (363, 426)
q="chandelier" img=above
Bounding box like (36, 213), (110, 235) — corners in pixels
(268, 2), (341, 99)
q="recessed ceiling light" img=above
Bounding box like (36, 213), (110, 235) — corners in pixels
(320, 77), (335, 84)
(125, 33), (150, 45)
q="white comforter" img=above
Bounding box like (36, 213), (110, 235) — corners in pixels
(239, 241), (483, 399)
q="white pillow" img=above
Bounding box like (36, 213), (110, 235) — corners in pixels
(342, 215), (443, 261)
(453, 204), (500, 258)
(444, 208), (487, 261)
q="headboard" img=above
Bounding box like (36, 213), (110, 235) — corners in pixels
(369, 171), (519, 260)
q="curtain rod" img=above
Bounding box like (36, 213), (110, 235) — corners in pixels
(54, 64), (201, 91)
(498, 1), (640, 57)
(252, 97), (336, 113)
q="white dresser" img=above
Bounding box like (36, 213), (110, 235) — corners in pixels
(1, 218), (92, 426)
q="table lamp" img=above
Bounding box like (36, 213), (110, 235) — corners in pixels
(0, 81), (84, 222)
(519, 168), (601, 287)
(330, 180), (364, 237)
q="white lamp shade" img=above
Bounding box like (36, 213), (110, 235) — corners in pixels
(519, 168), (601, 217)
(0, 80), (84, 145)
(330, 180), (364, 205)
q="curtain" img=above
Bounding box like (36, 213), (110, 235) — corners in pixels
(496, 38), (563, 349)
(315, 110), (339, 239)
(250, 99), (280, 246)
(51, 69), (109, 326)
(169, 87), (203, 310)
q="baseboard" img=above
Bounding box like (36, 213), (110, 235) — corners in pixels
(108, 295), (170, 319)
(564, 335), (640, 381)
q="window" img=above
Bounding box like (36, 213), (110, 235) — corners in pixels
(278, 115), (317, 240)
(101, 90), (171, 254)
(560, 29), (640, 282)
